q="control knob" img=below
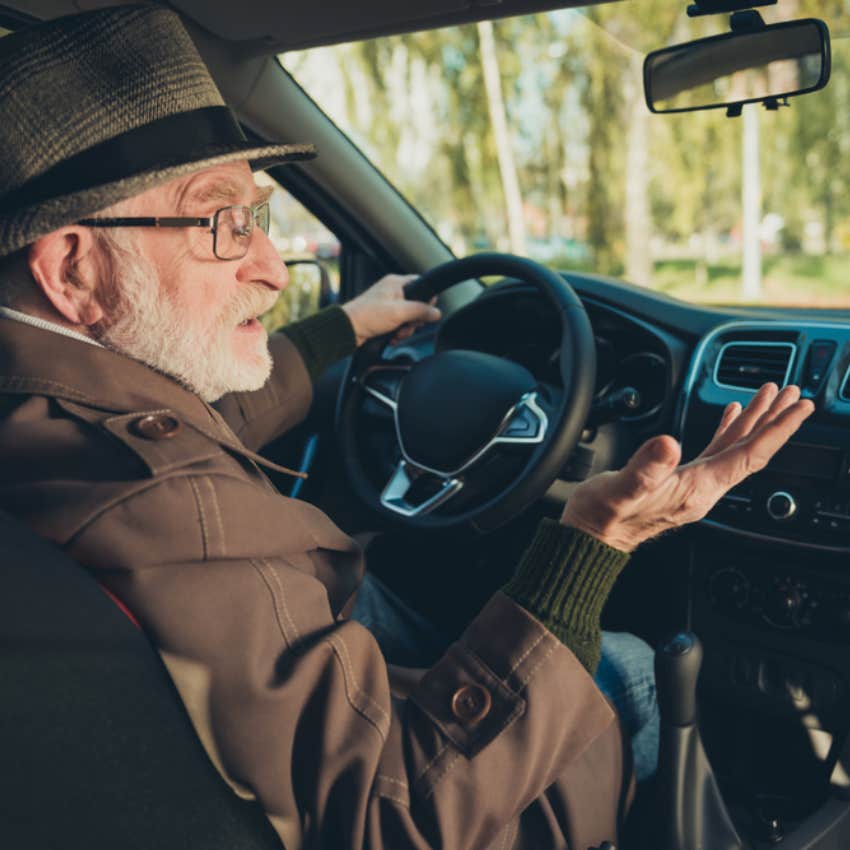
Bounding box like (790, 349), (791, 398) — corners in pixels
(763, 577), (807, 630)
(766, 491), (797, 521)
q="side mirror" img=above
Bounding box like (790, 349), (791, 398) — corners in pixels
(644, 18), (830, 114)
(284, 258), (338, 309)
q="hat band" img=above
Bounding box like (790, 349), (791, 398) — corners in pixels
(0, 106), (248, 216)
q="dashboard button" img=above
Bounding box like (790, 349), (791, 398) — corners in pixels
(804, 340), (836, 391)
(767, 491), (797, 521)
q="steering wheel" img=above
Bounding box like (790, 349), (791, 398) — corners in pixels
(337, 253), (596, 533)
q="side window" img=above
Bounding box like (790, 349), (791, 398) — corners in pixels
(256, 171), (340, 330)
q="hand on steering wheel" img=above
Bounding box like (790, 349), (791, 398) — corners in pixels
(341, 274), (441, 346)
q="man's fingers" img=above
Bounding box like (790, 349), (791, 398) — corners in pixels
(396, 300), (442, 326)
(698, 385), (804, 461)
(706, 382), (779, 452)
(704, 398), (814, 489)
(697, 401), (741, 459)
(730, 382), (779, 438)
(391, 322), (422, 344)
(747, 384), (801, 433)
(743, 398), (815, 468)
(617, 435), (681, 501)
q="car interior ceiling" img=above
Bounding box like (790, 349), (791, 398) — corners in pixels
(6, 1), (850, 849)
(7, 0), (614, 50)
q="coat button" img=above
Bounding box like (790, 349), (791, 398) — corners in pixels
(450, 684), (492, 725)
(131, 413), (181, 440)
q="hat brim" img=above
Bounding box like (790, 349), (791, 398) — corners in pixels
(0, 141), (316, 258)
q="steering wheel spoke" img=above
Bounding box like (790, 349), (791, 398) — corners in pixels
(533, 380), (564, 414)
(359, 364), (410, 411)
(381, 459), (464, 517)
(491, 391), (548, 448)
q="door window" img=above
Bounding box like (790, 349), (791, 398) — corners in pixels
(255, 172), (340, 329)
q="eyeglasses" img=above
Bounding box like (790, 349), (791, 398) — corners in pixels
(78, 201), (272, 261)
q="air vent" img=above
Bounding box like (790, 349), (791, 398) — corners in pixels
(714, 342), (796, 390)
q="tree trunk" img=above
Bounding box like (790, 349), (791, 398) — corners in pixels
(624, 52), (652, 285)
(742, 104), (762, 300)
(477, 20), (526, 254)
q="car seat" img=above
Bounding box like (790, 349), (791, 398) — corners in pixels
(0, 510), (284, 850)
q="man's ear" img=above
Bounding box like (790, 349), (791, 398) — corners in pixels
(28, 227), (105, 327)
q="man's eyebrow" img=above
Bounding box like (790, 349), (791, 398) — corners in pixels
(255, 185), (274, 205)
(179, 179), (274, 212)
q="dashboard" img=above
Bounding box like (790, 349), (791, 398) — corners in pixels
(272, 265), (850, 832)
(414, 278), (850, 719)
(433, 278), (850, 556)
(434, 279), (850, 816)
(435, 280), (689, 484)
(437, 281), (676, 416)
(671, 319), (850, 751)
(346, 271), (850, 818)
(678, 320), (850, 554)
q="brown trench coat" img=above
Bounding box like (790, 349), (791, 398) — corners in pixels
(0, 318), (628, 850)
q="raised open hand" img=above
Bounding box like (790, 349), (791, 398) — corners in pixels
(561, 383), (815, 552)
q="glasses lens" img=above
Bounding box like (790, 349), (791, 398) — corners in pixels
(255, 201), (270, 236)
(214, 206), (253, 260)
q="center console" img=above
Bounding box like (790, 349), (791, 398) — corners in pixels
(676, 320), (850, 842)
(680, 320), (850, 550)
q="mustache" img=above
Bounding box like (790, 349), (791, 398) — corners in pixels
(224, 286), (280, 325)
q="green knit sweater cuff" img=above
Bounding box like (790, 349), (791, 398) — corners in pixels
(502, 519), (630, 675)
(281, 305), (357, 382)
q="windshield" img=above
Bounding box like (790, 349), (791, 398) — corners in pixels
(281, 1), (850, 308)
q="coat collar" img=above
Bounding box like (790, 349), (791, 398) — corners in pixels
(0, 316), (212, 417)
(0, 318), (304, 479)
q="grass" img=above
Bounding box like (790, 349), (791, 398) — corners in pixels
(649, 254), (850, 308)
(261, 252), (850, 327)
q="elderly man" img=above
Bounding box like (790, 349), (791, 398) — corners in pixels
(0, 6), (814, 850)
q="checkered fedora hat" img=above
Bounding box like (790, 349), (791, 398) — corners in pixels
(0, 4), (316, 257)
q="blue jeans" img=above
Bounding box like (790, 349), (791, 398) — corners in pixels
(351, 572), (659, 781)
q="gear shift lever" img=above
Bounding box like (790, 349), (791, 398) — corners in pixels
(654, 632), (745, 850)
(656, 632), (702, 726)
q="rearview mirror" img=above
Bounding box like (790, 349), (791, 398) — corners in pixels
(644, 18), (830, 114)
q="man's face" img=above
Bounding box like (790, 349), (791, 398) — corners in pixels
(94, 161), (288, 401)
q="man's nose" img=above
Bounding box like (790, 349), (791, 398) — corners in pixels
(243, 228), (289, 291)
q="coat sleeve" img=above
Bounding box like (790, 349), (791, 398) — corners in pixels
(215, 307), (357, 451)
(69, 474), (625, 850)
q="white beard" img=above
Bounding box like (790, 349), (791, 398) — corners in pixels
(93, 236), (278, 402)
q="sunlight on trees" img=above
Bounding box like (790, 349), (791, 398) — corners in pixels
(281, 0), (850, 307)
